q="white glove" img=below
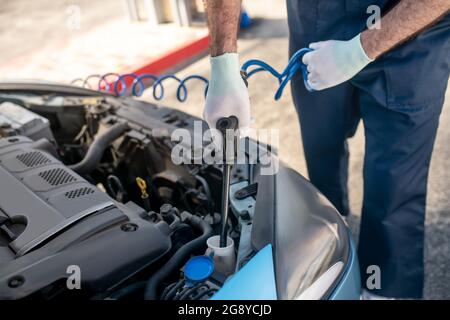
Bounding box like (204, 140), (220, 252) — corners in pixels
(203, 53), (251, 133)
(302, 34), (374, 91)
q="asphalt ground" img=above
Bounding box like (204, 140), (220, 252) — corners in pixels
(0, 0), (206, 82)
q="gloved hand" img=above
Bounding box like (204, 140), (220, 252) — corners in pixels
(203, 53), (251, 134)
(302, 34), (374, 91)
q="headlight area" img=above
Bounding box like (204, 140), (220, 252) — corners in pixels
(251, 167), (354, 300)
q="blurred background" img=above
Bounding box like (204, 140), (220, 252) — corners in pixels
(0, 0), (448, 299)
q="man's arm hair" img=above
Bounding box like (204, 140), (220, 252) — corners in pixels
(361, 0), (450, 59)
(204, 0), (241, 57)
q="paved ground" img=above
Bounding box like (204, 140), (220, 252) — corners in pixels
(0, 0), (207, 83)
(0, 0), (448, 299)
(148, 3), (450, 299)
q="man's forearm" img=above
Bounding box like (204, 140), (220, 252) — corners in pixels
(361, 0), (450, 59)
(204, 0), (241, 57)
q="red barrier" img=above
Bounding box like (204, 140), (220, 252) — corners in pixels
(132, 34), (209, 76)
(110, 34), (209, 93)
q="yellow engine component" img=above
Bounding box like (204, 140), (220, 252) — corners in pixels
(136, 177), (149, 199)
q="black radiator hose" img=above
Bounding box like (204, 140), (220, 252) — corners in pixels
(69, 122), (128, 175)
(144, 212), (213, 300)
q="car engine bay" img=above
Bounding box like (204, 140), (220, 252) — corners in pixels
(0, 87), (259, 300)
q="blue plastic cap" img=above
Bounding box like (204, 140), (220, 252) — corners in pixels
(184, 256), (214, 283)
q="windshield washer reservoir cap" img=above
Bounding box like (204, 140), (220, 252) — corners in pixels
(184, 255), (214, 284)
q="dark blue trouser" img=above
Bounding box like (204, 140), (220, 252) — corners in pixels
(287, 0), (449, 298)
(291, 77), (443, 298)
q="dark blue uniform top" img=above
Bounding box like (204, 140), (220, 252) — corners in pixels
(287, 0), (450, 110)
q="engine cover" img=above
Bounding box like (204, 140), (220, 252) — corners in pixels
(0, 136), (171, 299)
(0, 136), (116, 256)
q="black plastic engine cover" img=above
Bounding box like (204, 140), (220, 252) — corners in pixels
(0, 136), (171, 299)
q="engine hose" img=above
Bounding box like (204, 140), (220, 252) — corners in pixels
(144, 212), (213, 300)
(162, 280), (185, 300)
(176, 283), (206, 300)
(160, 281), (179, 300)
(68, 122), (128, 175)
(195, 175), (213, 213)
(106, 174), (127, 202)
(71, 48), (313, 101)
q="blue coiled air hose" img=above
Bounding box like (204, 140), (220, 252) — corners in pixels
(71, 48), (314, 102)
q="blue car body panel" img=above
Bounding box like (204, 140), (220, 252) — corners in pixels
(329, 235), (361, 300)
(211, 244), (277, 300)
(212, 233), (360, 300)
